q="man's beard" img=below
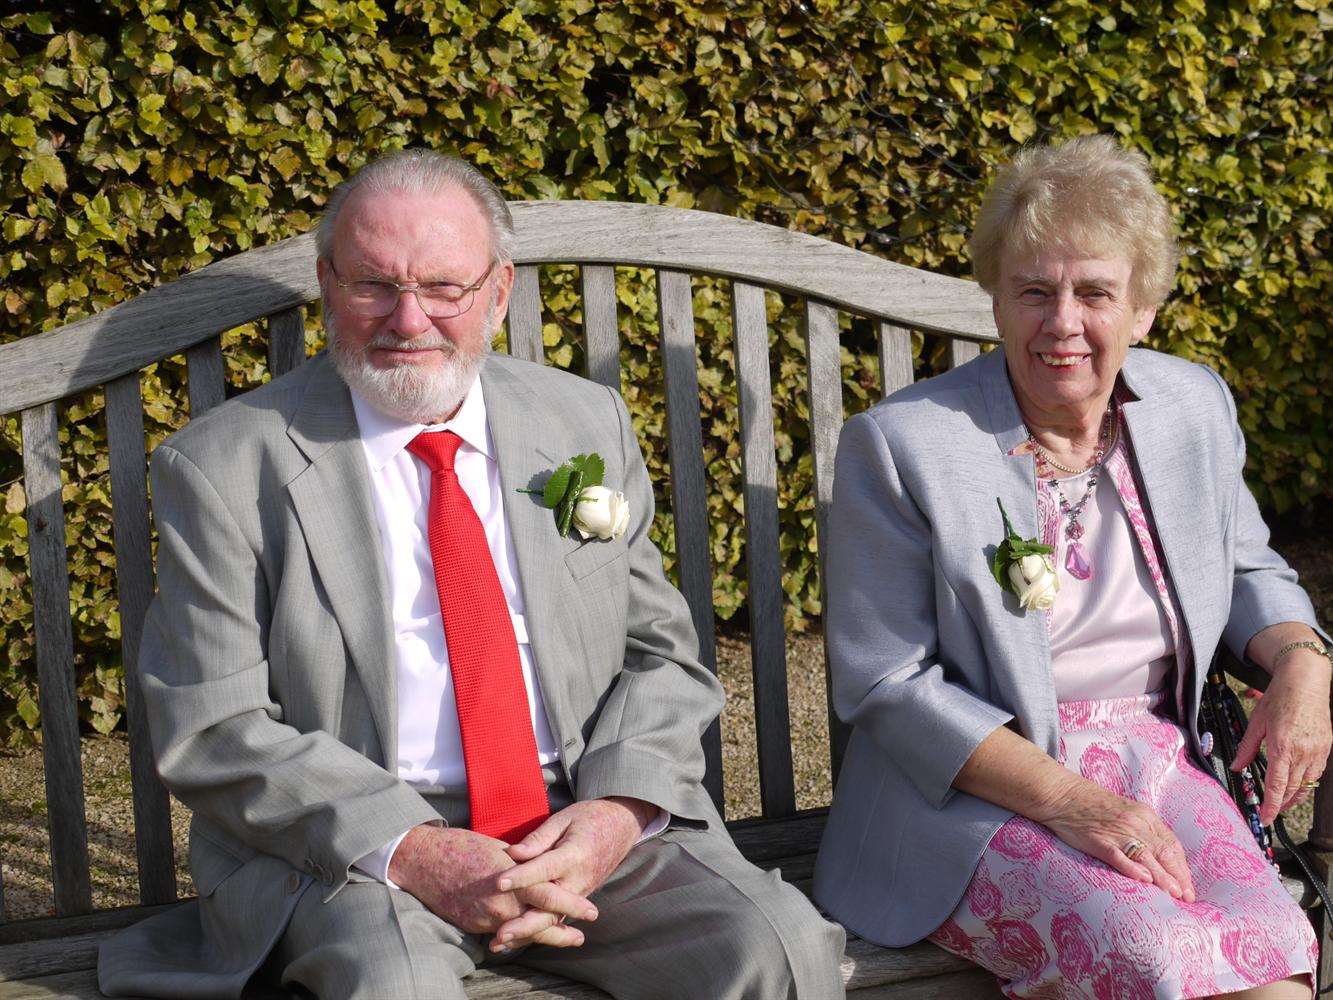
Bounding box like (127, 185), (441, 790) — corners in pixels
(328, 295), (495, 424)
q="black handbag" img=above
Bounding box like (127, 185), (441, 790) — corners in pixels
(1198, 655), (1333, 991)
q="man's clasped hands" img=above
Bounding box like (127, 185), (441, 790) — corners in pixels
(388, 796), (658, 954)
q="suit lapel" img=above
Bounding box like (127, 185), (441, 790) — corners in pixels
(481, 360), (581, 753)
(1118, 353), (1211, 676)
(978, 349), (1059, 754)
(284, 357), (398, 766)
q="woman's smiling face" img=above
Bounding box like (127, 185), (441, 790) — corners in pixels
(993, 250), (1157, 419)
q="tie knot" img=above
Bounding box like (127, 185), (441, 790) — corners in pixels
(406, 430), (463, 473)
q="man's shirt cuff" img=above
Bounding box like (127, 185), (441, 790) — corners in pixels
(636, 807), (669, 844)
(351, 820), (443, 890)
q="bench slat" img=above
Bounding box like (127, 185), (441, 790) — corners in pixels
(580, 265), (620, 391)
(802, 301), (850, 782)
(18, 404), (92, 916)
(267, 306), (306, 379)
(948, 338), (980, 369)
(104, 375), (178, 906)
(0, 936), (989, 998)
(185, 336), (226, 416)
(877, 321), (914, 399)
(656, 268), (724, 814)
(731, 281), (796, 819)
(506, 265), (544, 364)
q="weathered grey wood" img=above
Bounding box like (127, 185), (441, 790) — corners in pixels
(0, 926), (976, 997)
(185, 336), (226, 416)
(0, 950), (990, 999)
(803, 301), (851, 781)
(506, 203), (997, 339)
(728, 808), (826, 861)
(0, 205), (995, 417)
(19, 404), (91, 918)
(948, 337), (981, 369)
(0, 903), (177, 948)
(267, 305), (306, 378)
(841, 937), (975, 990)
(656, 268), (724, 814)
(732, 281), (796, 819)
(877, 321), (914, 399)
(0, 931), (103, 981)
(0, 233), (319, 416)
(850, 968), (1003, 999)
(505, 265), (544, 364)
(1312, 789), (1333, 852)
(104, 375), (177, 906)
(580, 265), (620, 390)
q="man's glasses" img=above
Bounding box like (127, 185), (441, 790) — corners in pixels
(328, 261), (495, 319)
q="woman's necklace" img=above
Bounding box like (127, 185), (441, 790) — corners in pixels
(1028, 402), (1115, 582)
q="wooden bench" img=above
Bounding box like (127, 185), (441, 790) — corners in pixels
(0, 201), (1325, 998)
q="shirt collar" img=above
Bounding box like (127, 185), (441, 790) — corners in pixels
(349, 376), (493, 472)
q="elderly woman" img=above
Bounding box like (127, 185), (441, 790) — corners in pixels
(812, 135), (1331, 999)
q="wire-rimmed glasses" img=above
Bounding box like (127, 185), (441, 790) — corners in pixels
(329, 261), (495, 319)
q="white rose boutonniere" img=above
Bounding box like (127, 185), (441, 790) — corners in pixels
(518, 452), (629, 541)
(992, 499), (1059, 612)
(572, 484), (630, 541)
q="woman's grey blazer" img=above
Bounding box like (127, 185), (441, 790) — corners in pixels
(812, 346), (1327, 948)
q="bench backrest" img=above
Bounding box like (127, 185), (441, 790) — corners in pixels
(0, 201), (997, 923)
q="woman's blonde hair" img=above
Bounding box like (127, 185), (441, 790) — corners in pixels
(969, 135), (1178, 307)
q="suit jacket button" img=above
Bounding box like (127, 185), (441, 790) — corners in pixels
(285, 871), (301, 894)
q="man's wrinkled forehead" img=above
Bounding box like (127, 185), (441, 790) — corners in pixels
(332, 184), (494, 261)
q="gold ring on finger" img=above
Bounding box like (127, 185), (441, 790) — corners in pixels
(1302, 780), (1321, 790)
(1122, 838), (1145, 861)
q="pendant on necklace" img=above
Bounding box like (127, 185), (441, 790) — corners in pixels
(1065, 540), (1093, 581)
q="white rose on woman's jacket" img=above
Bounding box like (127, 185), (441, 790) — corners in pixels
(1008, 553), (1059, 611)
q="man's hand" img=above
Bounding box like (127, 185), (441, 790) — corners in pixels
(488, 797), (656, 950)
(388, 825), (595, 948)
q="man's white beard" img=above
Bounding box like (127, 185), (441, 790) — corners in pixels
(328, 298), (494, 425)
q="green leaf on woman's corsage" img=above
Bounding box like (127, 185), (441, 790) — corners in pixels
(519, 453), (607, 537)
(992, 498), (1059, 612)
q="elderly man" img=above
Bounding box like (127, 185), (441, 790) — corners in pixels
(97, 149), (844, 1000)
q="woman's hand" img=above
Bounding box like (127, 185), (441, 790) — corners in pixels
(1038, 779), (1196, 902)
(1233, 650), (1332, 825)
(955, 726), (1194, 901)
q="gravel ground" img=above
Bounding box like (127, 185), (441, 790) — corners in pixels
(2, 530), (1329, 922)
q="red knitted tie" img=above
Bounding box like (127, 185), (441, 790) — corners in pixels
(406, 430), (550, 843)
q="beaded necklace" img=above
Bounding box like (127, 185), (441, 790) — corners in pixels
(1028, 402), (1115, 582)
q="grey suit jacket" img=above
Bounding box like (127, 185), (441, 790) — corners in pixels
(812, 346), (1326, 948)
(99, 352), (725, 998)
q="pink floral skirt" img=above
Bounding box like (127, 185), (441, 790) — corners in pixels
(928, 692), (1316, 999)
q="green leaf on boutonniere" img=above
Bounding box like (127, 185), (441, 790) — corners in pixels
(543, 465), (574, 508)
(519, 452), (609, 537)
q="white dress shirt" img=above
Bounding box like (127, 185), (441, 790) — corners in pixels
(348, 377), (663, 885)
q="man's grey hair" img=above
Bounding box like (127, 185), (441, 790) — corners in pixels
(315, 149), (515, 266)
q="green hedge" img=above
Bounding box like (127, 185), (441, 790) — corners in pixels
(0, 0), (1328, 743)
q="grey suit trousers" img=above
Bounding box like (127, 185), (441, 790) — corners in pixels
(268, 827), (845, 1000)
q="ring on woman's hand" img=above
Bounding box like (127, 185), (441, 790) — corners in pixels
(1302, 780), (1321, 790)
(1122, 838), (1145, 861)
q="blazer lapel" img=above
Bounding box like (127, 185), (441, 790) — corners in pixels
(284, 357), (397, 766)
(978, 348), (1059, 754)
(1118, 353), (1214, 681)
(480, 360), (582, 753)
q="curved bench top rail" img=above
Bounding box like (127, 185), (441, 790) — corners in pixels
(0, 201), (997, 417)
